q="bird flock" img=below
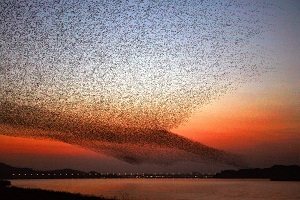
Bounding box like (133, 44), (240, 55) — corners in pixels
(0, 0), (277, 167)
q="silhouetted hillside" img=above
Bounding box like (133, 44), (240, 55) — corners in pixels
(1, 162), (299, 181)
(214, 165), (300, 181)
(0, 162), (92, 179)
(0, 162), (35, 174)
(0, 162), (211, 179)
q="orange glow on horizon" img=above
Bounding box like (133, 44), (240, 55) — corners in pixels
(1, 72), (299, 163)
(0, 134), (108, 159)
(172, 82), (300, 152)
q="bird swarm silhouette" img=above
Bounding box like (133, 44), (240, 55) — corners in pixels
(0, 0), (277, 167)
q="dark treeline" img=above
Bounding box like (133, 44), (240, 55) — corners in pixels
(1, 162), (299, 181)
(0, 162), (211, 179)
(0, 162), (90, 179)
(214, 165), (300, 181)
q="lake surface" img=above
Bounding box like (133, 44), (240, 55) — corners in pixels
(11, 179), (300, 200)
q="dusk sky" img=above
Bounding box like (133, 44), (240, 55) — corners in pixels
(0, 0), (299, 173)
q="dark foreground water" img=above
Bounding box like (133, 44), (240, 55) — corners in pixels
(11, 179), (300, 200)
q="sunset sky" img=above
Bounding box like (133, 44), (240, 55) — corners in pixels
(0, 0), (299, 173)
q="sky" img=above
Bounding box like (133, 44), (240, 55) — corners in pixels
(0, 0), (299, 173)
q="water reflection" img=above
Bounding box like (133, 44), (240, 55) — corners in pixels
(12, 179), (300, 200)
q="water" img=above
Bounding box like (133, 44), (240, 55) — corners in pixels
(11, 179), (300, 200)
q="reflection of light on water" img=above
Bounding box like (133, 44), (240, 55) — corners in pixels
(11, 179), (300, 200)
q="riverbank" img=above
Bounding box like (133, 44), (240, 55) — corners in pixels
(0, 186), (116, 200)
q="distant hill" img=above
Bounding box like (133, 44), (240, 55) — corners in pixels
(0, 162), (36, 175)
(1, 162), (300, 181)
(214, 165), (300, 181)
(0, 162), (92, 179)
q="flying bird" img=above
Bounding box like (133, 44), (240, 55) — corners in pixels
(0, 0), (276, 167)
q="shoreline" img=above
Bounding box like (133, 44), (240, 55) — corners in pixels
(0, 185), (115, 200)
